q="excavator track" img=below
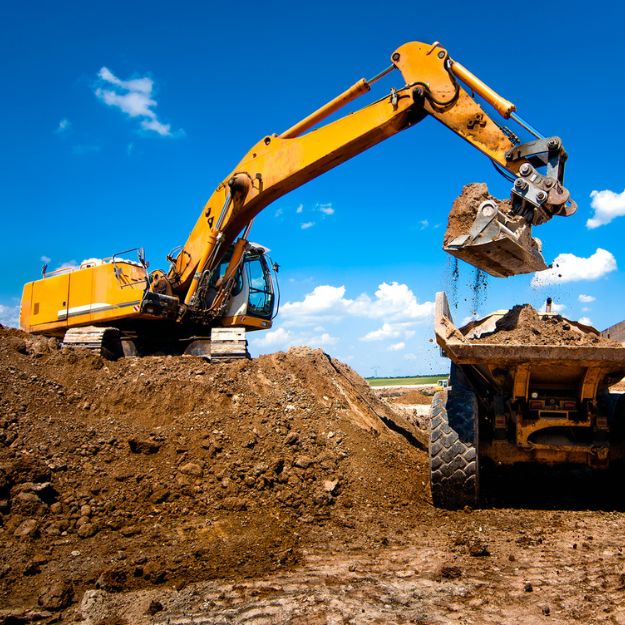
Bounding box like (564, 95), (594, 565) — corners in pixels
(62, 326), (122, 359)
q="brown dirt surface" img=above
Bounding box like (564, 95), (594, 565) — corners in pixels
(0, 326), (426, 619)
(471, 304), (622, 346)
(444, 182), (512, 246)
(4, 326), (625, 624)
(391, 389), (434, 405)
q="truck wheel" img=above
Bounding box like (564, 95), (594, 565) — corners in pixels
(429, 367), (479, 509)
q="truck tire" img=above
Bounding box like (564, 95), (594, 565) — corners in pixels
(429, 366), (479, 509)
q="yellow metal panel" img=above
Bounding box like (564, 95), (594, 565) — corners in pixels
(19, 283), (33, 331)
(67, 264), (94, 325)
(28, 272), (70, 329)
(73, 263), (146, 325)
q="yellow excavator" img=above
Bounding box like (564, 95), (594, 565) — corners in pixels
(20, 40), (576, 357)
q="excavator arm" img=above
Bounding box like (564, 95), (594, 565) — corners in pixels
(162, 40), (575, 319)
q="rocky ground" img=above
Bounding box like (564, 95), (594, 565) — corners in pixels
(2, 327), (625, 624)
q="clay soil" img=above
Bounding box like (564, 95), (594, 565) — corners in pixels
(2, 327), (625, 624)
(443, 183), (513, 246)
(471, 304), (621, 347)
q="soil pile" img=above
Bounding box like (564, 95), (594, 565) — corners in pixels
(0, 326), (425, 619)
(471, 304), (620, 346)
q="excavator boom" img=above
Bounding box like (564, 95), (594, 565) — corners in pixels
(168, 40), (574, 316)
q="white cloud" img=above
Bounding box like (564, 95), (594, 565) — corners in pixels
(95, 67), (181, 138)
(587, 188), (625, 229)
(578, 316), (593, 326)
(254, 327), (293, 348)
(253, 326), (337, 350)
(281, 282), (434, 328)
(40, 255), (51, 264)
(388, 341), (406, 351)
(274, 208), (284, 218)
(531, 248), (617, 287)
(350, 282), (434, 321)
(0, 304), (20, 328)
(362, 322), (415, 342)
(318, 203), (334, 216)
(296, 204), (304, 214)
(301, 221), (315, 230)
(582, 306), (590, 312)
(55, 260), (79, 271)
(98, 67), (153, 94)
(418, 219), (429, 230)
(140, 118), (172, 137)
(578, 294), (596, 303)
(55, 118), (71, 134)
(541, 301), (566, 313)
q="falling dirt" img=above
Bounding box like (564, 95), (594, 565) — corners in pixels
(471, 268), (488, 315)
(3, 326), (625, 624)
(470, 304), (621, 346)
(447, 256), (460, 310)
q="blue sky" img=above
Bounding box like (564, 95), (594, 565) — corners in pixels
(2, 0), (625, 376)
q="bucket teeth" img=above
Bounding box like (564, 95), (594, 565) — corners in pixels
(444, 200), (547, 278)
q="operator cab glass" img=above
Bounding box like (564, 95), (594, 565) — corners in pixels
(244, 252), (274, 319)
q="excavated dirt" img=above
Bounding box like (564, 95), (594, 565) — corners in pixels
(3, 326), (625, 624)
(0, 326), (426, 620)
(471, 304), (621, 346)
(443, 182), (536, 257)
(443, 183), (513, 246)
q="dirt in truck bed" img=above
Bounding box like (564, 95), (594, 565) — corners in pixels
(2, 326), (625, 623)
(469, 304), (622, 347)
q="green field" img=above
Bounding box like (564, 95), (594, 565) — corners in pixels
(366, 375), (448, 387)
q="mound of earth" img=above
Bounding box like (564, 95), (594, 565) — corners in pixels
(471, 304), (620, 346)
(0, 326), (426, 618)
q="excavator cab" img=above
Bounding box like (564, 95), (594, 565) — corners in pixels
(218, 244), (277, 329)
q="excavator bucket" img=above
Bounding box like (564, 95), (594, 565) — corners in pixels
(443, 185), (547, 278)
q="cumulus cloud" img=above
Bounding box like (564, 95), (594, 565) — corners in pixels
(40, 255), (51, 264)
(55, 118), (71, 134)
(300, 221), (315, 230)
(55, 260), (79, 271)
(578, 316), (593, 326)
(388, 341), (406, 351)
(578, 294), (596, 303)
(95, 67), (181, 137)
(296, 204), (304, 214)
(587, 188), (625, 229)
(253, 327), (337, 351)
(281, 282), (434, 328)
(541, 301), (566, 313)
(318, 203), (334, 216)
(362, 322), (416, 342)
(531, 248), (617, 287)
(0, 304), (20, 328)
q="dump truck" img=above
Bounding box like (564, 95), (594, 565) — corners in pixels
(430, 292), (625, 509)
